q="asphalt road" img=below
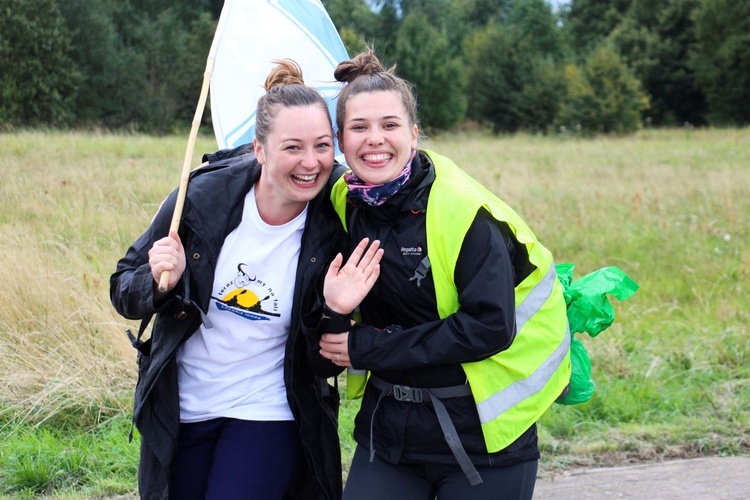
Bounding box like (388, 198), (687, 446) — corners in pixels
(534, 456), (750, 499)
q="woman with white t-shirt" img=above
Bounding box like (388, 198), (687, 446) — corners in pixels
(110, 60), (382, 500)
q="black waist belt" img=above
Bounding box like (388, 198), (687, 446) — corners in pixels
(368, 376), (483, 486)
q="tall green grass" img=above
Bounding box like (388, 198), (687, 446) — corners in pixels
(0, 129), (748, 496)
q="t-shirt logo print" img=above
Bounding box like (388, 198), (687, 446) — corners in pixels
(211, 263), (281, 320)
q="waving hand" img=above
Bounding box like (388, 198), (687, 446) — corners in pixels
(324, 238), (383, 314)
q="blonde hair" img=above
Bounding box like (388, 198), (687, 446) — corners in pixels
(255, 59), (331, 144)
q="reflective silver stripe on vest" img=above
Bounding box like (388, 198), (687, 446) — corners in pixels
(477, 265), (571, 424)
(515, 263), (557, 334)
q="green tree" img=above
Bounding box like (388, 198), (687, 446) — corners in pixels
(394, 0), (454, 25)
(507, 0), (566, 60)
(373, 1), (401, 63)
(55, 0), (214, 131)
(557, 44), (647, 134)
(564, 0), (632, 56)
(124, 0), (212, 23)
(183, 13), (218, 127)
(555, 63), (599, 135)
(394, 10), (466, 131)
(610, 0), (706, 126)
(57, 0), (145, 128)
(465, 0), (565, 132)
(135, 8), (195, 132)
(457, 0), (511, 27)
(515, 57), (566, 133)
(322, 0), (379, 56)
(439, 0), (512, 56)
(0, 0), (78, 126)
(690, 0), (750, 125)
(465, 23), (519, 131)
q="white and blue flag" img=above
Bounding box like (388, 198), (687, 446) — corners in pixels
(209, 0), (349, 153)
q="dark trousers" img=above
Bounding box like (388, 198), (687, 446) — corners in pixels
(169, 418), (302, 500)
(343, 444), (537, 500)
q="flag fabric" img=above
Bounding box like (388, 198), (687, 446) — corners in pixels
(209, 0), (349, 153)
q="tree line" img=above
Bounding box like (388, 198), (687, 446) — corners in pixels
(1, 0), (748, 136)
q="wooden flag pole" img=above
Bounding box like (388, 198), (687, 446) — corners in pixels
(156, 0), (233, 293)
(157, 57), (215, 292)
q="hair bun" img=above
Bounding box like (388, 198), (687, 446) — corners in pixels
(264, 59), (305, 91)
(334, 47), (387, 83)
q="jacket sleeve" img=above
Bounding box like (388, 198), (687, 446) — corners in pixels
(302, 299), (350, 378)
(348, 209), (517, 371)
(109, 188), (183, 320)
(301, 233), (350, 379)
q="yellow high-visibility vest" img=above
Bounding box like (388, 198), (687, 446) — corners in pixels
(331, 149), (571, 452)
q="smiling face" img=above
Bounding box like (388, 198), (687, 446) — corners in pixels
(339, 90), (418, 185)
(253, 104), (334, 223)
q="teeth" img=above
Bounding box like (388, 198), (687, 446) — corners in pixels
(363, 154), (391, 162)
(293, 174), (317, 183)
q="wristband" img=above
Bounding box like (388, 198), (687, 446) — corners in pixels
(321, 303), (352, 333)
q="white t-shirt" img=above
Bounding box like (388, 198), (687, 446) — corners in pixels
(177, 186), (307, 422)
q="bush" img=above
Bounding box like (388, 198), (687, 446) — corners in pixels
(557, 45), (648, 135)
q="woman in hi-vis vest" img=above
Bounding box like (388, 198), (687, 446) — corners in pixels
(314, 47), (571, 500)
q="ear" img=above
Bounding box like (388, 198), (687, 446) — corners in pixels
(410, 124), (419, 150)
(253, 138), (266, 165)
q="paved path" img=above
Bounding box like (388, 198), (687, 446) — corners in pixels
(102, 456), (750, 499)
(534, 456), (750, 499)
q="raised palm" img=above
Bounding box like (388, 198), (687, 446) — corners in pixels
(324, 238), (383, 314)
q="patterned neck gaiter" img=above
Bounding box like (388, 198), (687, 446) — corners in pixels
(345, 150), (417, 206)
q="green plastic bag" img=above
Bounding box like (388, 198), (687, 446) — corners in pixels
(559, 336), (595, 405)
(556, 263), (639, 405)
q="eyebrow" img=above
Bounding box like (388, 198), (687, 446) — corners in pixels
(348, 115), (403, 122)
(280, 134), (333, 142)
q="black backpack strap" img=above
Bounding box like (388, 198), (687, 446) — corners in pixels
(125, 314), (152, 442)
(125, 314), (153, 356)
(409, 256), (431, 288)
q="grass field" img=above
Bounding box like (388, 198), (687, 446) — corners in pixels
(0, 128), (748, 497)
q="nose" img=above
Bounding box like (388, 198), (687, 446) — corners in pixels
(300, 148), (317, 169)
(366, 128), (384, 145)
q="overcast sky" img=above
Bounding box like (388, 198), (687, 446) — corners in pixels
(548, 0), (569, 11)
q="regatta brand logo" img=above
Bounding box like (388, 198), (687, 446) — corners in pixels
(401, 246), (423, 256)
(211, 263), (281, 321)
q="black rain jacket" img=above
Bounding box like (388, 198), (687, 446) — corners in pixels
(338, 151), (539, 468)
(110, 148), (347, 499)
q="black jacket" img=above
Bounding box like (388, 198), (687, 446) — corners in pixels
(343, 151), (539, 467)
(110, 149), (347, 499)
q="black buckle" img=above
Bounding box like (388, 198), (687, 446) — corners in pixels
(126, 328), (152, 356)
(126, 328), (143, 349)
(392, 385), (423, 403)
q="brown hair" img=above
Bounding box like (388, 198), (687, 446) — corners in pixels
(255, 59), (331, 144)
(333, 46), (419, 133)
